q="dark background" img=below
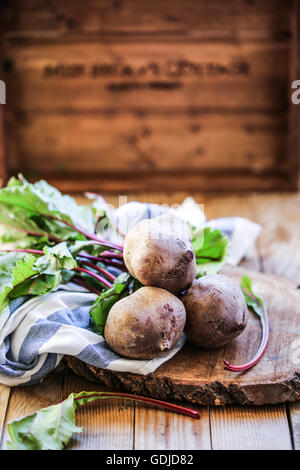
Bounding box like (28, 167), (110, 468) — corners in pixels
(0, 0), (299, 192)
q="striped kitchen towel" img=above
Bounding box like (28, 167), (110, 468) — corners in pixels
(0, 282), (185, 386)
(0, 198), (260, 386)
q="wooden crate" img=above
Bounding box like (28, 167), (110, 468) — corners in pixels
(0, 0), (299, 192)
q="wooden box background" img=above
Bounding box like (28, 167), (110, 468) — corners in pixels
(0, 0), (299, 192)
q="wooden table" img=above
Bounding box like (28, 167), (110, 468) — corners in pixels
(0, 191), (299, 450)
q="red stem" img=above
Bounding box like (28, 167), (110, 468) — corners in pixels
(78, 253), (111, 262)
(3, 225), (62, 243)
(44, 214), (123, 251)
(73, 391), (200, 419)
(78, 253), (126, 271)
(0, 248), (44, 255)
(0, 249), (123, 281)
(224, 291), (269, 372)
(100, 258), (127, 271)
(80, 260), (116, 282)
(74, 267), (112, 289)
(98, 251), (123, 260)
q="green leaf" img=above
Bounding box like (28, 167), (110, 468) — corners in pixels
(7, 394), (82, 450)
(0, 203), (51, 238)
(0, 252), (39, 312)
(6, 389), (200, 450)
(241, 274), (267, 321)
(36, 242), (77, 274)
(0, 243), (77, 304)
(0, 175), (95, 242)
(6, 391), (125, 450)
(69, 240), (107, 258)
(192, 227), (229, 277)
(90, 273), (132, 334)
(8, 273), (61, 298)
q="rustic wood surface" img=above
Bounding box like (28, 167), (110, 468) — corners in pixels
(0, 191), (299, 450)
(1, 0), (298, 191)
(2, 41), (289, 112)
(1, 0), (291, 39)
(66, 265), (300, 406)
(0, 109), (6, 185)
(5, 112), (289, 174)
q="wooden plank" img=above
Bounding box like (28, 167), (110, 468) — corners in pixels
(210, 404), (292, 450)
(0, 386), (10, 442)
(134, 403), (210, 450)
(290, 402), (300, 449)
(62, 368), (134, 450)
(11, 172), (293, 197)
(0, 108), (7, 186)
(6, 111), (289, 177)
(288, 0), (300, 189)
(2, 40), (289, 111)
(1, 0), (292, 39)
(0, 368), (64, 449)
(250, 192), (300, 450)
(250, 193), (300, 282)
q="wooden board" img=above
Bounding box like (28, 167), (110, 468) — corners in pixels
(2, 40), (289, 112)
(1, 0), (292, 39)
(0, 109), (7, 185)
(210, 404), (292, 450)
(1, 0), (299, 191)
(66, 265), (300, 406)
(5, 112), (289, 175)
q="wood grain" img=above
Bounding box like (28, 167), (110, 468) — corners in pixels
(62, 368), (134, 449)
(210, 404), (292, 450)
(290, 402), (300, 449)
(18, 171), (295, 194)
(288, 0), (300, 190)
(0, 386), (10, 442)
(134, 403), (210, 450)
(0, 109), (7, 185)
(6, 111), (289, 176)
(1, 2), (296, 192)
(250, 191), (300, 450)
(2, 40), (289, 112)
(1, 0), (292, 39)
(251, 193), (300, 282)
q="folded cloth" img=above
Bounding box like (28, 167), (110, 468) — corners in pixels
(0, 283), (185, 386)
(0, 198), (260, 386)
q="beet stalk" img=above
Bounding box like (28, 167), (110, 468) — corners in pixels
(74, 267), (112, 289)
(224, 275), (269, 372)
(74, 391), (200, 419)
(79, 260), (116, 282)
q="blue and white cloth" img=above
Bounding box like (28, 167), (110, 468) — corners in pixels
(0, 198), (261, 386)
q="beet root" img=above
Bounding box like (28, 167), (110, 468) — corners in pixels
(182, 274), (248, 349)
(123, 213), (196, 294)
(104, 286), (186, 359)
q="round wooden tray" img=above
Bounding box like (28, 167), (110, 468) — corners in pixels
(65, 267), (300, 406)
